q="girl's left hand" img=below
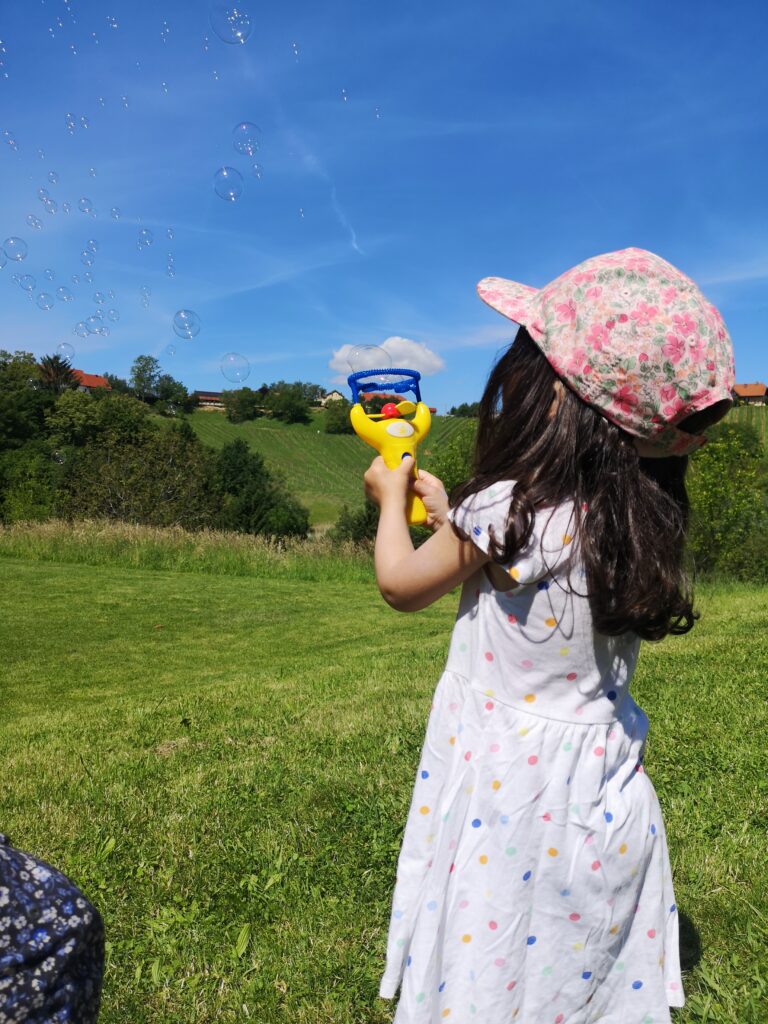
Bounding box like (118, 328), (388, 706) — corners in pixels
(364, 454), (414, 510)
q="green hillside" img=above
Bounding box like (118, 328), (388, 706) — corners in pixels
(183, 404), (766, 529)
(186, 408), (470, 528)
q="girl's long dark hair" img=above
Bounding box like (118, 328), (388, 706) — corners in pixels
(451, 328), (714, 641)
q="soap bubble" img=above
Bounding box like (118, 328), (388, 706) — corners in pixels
(57, 341), (75, 360)
(74, 322), (89, 338)
(48, 170), (59, 184)
(374, 106), (382, 119)
(65, 112), (76, 133)
(43, 199), (58, 214)
(298, 207), (305, 218)
(37, 187), (50, 201)
(167, 226), (174, 240)
(83, 271), (93, 284)
(80, 116), (90, 129)
(213, 166), (243, 201)
(160, 20), (170, 43)
(166, 262), (176, 278)
(94, 291), (106, 303)
(348, 345), (393, 377)
(106, 15), (118, 29)
(92, 309), (104, 321)
(252, 163), (262, 180)
(0, 250), (6, 270)
(26, 214), (43, 230)
(44, 268), (55, 281)
(291, 40), (300, 60)
(19, 274), (36, 291)
(80, 250), (95, 266)
(212, 69), (220, 81)
(98, 96), (105, 107)
(89, 166), (97, 177)
(221, 352), (250, 383)
(107, 308), (119, 321)
(107, 289), (115, 300)
(78, 197), (93, 213)
(3, 129), (18, 150)
(95, 325), (110, 337)
(341, 88), (348, 102)
(209, 3), (253, 45)
(4, 237), (27, 261)
(164, 343), (177, 357)
(110, 207), (120, 220)
(232, 121), (260, 156)
(121, 96), (129, 109)
(161, 81), (169, 95)
(71, 274), (80, 285)
(62, 202), (71, 214)
(52, 451), (66, 465)
(57, 286), (73, 302)
(85, 315), (101, 333)
(137, 228), (153, 248)
(173, 309), (201, 339)
(37, 292), (54, 310)
(86, 239), (98, 252)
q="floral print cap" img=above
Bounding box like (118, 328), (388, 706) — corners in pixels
(477, 248), (735, 455)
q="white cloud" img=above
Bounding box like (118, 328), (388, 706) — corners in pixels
(329, 336), (445, 385)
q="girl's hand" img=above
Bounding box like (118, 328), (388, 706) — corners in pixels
(412, 469), (449, 531)
(364, 455), (414, 511)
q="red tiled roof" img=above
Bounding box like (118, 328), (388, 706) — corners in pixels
(73, 369), (111, 390)
(733, 383), (767, 398)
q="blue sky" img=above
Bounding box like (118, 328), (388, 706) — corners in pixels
(1, 0), (766, 411)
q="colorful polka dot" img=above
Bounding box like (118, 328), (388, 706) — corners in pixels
(419, 806), (430, 815)
(492, 779), (501, 791)
(441, 1010), (451, 1018)
(545, 617), (557, 627)
(407, 955), (412, 966)
(569, 912), (580, 921)
(508, 614), (517, 624)
(647, 929), (656, 938)
(521, 659), (534, 669)
(523, 870), (532, 881)
(560, 888), (570, 897)
(562, 741), (572, 751)
(488, 920), (498, 930)
(459, 899), (469, 909)
(439, 981), (446, 992)
(524, 693), (536, 703)
(500, 814), (509, 824)
(421, 770), (430, 779)
(479, 855), (488, 864)
(526, 935), (537, 945)
(591, 860), (601, 871)
(506, 846), (517, 856)
(582, 971), (592, 980)
(607, 690), (617, 700)
(604, 811), (613, 822)
(528, 755), (538, 765)
(461, 934), (472, 943)
(562, 534), (573, 544)
(619, 843), (628, 854)
(509, 567), (520, 579)
(670, 903), (676, 912)
(464, 751), (472, 761)
(416, 992), (426, 1003)
(489, 742), (500, 752)
(542, 965), (552, 975)
(566, 672), (578, 681)
(547, 847), (558, 856)
(427, 900), (438, 911)
(471, 818), (482, 828)
(485, 700), (495, 710)
(537, 581), (550, 591)
(449, 736), (456, 745)
(593, 746), (605, 756)
(519, 726), (530, 736)
(650, 823), (657, 834)
(631, 980), (643, 990)
(559, 646), (569, 656)
(484, 651), (494, 662)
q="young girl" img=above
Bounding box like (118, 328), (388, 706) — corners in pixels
(364, 248), (734, 1024)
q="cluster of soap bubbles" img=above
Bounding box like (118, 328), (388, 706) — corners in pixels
(137, 228), (153, 250)
(64, 112), (90, 135)
(3, 129), (18, 151)
(173, 309), (201, 339)
(213, 121), (263, 201)
(36, 185), (58, 218)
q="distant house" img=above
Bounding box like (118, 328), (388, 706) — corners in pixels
(193, 390), (225, 410)
(732, 383), (767, 406)
(321, 389), (346, 405)
(73, 370), (112, 393)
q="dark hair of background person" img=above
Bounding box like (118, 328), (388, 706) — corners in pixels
(450, 328), (730, 640)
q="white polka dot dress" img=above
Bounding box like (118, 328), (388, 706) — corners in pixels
(378, 482), (684, 1023)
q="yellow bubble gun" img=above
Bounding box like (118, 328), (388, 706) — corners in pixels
(348, 367), (432, 526)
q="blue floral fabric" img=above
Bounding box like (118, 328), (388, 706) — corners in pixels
(0, 834), (104, 1023)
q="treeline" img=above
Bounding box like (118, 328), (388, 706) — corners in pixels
(0, 350), (310, 538)
(222, 381), (326, 424)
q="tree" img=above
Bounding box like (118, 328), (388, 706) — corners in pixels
(104, 373), (131, 395)
(0, 350), (55, 451)
(46, 391), (150, 448)
(448, 401), (480, 417)
(330, 498), (379, 542)
(424, 418), (476, 495)
(324, 397), (354, 434)
(215, 439), (309, 538)
(155, 374), (191, 415)
(222, 387), (263, 423)
(130, 355), (162, 401)
(38, 354), (79, 396)
(687, 421), (767, 578)
(267, 385), (311, 424)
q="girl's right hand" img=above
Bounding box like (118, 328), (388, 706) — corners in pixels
(412, 469), (449, 531)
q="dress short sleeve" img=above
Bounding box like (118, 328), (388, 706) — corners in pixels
(447, 481), (577, 585)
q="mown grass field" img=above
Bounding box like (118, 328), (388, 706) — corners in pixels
(1, 524), (767, 1023)
(185, 409), (471, 528)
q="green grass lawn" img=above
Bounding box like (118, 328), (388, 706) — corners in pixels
(1, 551), (766, 1022)
(185, 410), (472, 528)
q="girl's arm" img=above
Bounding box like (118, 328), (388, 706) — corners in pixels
(364, 455), (490, 612)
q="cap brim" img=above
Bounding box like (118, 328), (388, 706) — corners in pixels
(477, 276), (538, 325)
